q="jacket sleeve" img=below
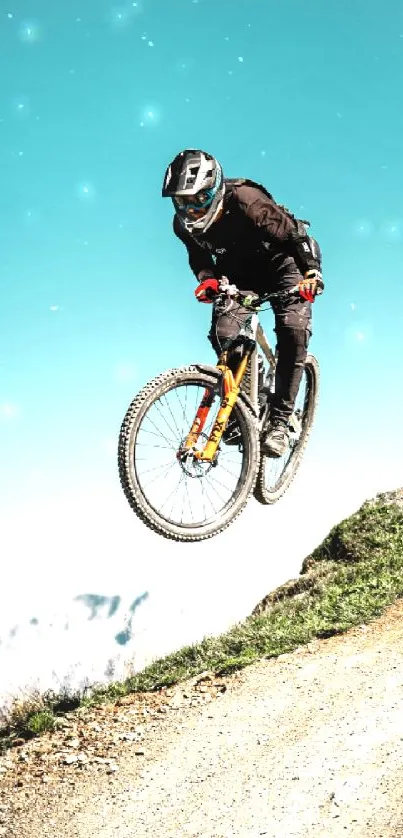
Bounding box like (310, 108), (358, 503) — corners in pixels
(235, 185), (320, 274)
(173, 215), (217, 281)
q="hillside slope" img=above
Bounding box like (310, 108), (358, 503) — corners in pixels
(1, 488), (402, 837)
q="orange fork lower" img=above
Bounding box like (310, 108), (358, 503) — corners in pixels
(194, 354), (250, 462)
(183, 387), (215, 449)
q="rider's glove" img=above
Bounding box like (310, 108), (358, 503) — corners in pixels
(298, 270), (324, 303)
(194, 277), (219, 303)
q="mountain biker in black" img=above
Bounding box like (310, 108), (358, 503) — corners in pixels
(162, 149), (324, 456)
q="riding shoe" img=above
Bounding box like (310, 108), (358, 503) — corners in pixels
(262, 422), (290, 457)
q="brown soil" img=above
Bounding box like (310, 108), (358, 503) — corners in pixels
(2, 599), (403, 837)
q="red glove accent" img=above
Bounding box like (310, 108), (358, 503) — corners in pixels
(299, 285), (314, 303)
(298, 270), (324, 303)
(194, 277), (219, 303)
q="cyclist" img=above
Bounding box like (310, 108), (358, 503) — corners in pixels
(162, 149), (324, 457)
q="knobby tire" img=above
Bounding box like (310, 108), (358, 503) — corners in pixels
(253, 354), (320, 505)
(118, 365), (260, 542)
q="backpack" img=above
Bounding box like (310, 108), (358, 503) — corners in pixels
(225, 177), (311, 236)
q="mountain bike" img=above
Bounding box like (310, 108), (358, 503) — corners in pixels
(118, 285), (319, 542)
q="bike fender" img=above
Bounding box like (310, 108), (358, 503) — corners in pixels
(195, 364), (259, 419)
(195, 363), (221, 378)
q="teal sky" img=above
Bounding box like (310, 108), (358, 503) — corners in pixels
(1, 0), (403, 513)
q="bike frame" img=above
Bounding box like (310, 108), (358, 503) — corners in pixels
(183, 297), (278, 463)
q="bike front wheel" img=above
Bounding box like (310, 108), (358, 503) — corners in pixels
(254, 354), (319, 505)
(118, 365), (260, 542)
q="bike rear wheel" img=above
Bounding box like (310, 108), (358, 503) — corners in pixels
(118, 365), (260, 541)
(253, 354), (319, 505)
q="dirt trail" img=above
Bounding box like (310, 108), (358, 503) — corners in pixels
(3, 599), (403, 837)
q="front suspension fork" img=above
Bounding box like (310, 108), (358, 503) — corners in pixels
(181, 351), (251, 462)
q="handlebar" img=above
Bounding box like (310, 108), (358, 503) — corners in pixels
(217, 282), (300, 310)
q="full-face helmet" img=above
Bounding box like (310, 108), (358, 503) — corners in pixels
(162, 149), (225, 233)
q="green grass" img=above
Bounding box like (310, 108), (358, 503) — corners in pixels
(1, 496), (402, 751)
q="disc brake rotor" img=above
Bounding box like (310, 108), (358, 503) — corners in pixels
(176, 432), (219, 478)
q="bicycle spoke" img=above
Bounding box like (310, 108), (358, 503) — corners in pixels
(150, 397), (181, 443)
(182, 478), (196, 524)
(139, 459), (178, 493)
(137, 427), (177, 447)
(162, 389), (187, 442)
(139, 414), (178, 451)
(198, 479), (229, 512)
(217, 457), (244, 481)
(199, 475), (224, 517)
(159, 471), (187, 517)
(202, 472), (234, 505)
(132, 380), (248, 528)
(173, 385), (192, 441)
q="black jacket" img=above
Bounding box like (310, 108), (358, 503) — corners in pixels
(173, 180), (320, 294)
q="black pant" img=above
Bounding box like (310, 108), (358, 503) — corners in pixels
(208, 270), (312, 424)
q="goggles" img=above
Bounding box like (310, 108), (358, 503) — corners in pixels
(173, 188), (215, 213)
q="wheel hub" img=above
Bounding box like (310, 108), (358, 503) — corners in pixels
(176, 433), (218, 478)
